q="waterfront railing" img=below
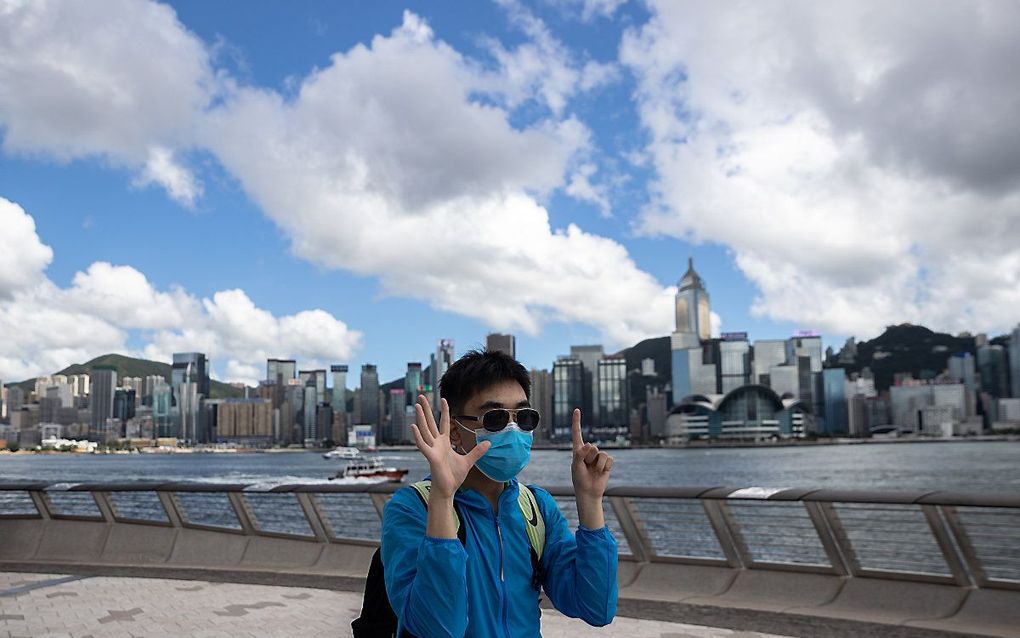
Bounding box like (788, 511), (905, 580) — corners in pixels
(1, 481), (1017, 590)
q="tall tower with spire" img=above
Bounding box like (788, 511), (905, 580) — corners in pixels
(675, 257), (712, 342)
(671, 258), (716, 404)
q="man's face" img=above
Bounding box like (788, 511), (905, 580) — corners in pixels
(451, 379), (529, 452)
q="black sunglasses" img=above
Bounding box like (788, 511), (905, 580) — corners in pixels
(455, 408), (541, 432)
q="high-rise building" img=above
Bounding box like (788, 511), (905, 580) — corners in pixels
(486, 333), (516, 358)
(172, 353), (209, 399)
(977, 345), (1010, 398)
(388, 388), (407, 444)
(717, 334), (751, 393)
(299, 369), (328, 406)
(69, 374), (90, 399)
(752, 340), (787, 385)
(821, 368), (849, 436)
(208, 398), (273, 440)
(1009, 324), (1020, 398)
(570, 345), (603, 421)
(303, 385), (318, 444)
(890, 383), (967, 432)
(405, 362), (423, 406)
(596, 357), (628, 439)
(360, 364), (380, 427)
(847, 393), (870, 437)
(529, 369), (553, 444)
(671, 258), (712, 402)
(175, 381), (200, 442)
(90, 366), (117, 439)
(331, 365), (348, 409)
(113, 388), (137, 427)
(267, 358), (296, 385)
(432, 339), (455, 408)
(6, 385), (24, 414)
(675, 257), (711, 341)
(151, 379), (172, 437)
(553, 357), (584, 441)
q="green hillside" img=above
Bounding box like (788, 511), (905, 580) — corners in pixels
(9, 353), (246, 399)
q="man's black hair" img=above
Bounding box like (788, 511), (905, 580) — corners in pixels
(440, 349), (531, 414)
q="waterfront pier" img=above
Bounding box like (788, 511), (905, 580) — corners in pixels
(1, 481), (1017, 637)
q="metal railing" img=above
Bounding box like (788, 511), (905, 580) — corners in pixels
(1, 481), (1018, 590)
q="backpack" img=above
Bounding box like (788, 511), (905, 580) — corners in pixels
(351, 480), (546, 638)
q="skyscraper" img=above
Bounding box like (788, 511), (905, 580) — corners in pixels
(172, 353), (209, 398)
(671, 258), (712, 402)
(299, 369), (328, 405)
(553, 357), (584, 441)
(978, 344), (1010, 398)
(303, 385), (318, 444)
(1010, 324), (1020, 398)
(529, 369), (553, 444)
(485, 333), (516, 358)
(90, 366), (117, 439)
(152, 379), (172, 437)
(717, 334), (751, 393)
(331, 365), (348, 409)
(405, 362), (423, 406)
(570, 345), (603, 421)
(267, 359), (297, 385)
(388, 388), (407, 444)
(821, 368), (849, 435)
(432, 339), (455, 408)
(360, 364), (380, 428)
(596, 357), (628, 439)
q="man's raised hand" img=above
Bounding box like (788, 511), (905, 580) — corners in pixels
(409, 395), (490, 499)
(570, 408), (613, 528)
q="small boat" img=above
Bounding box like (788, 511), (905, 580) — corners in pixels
(322, 446), (361, 459)
(330, 458), (408, 482)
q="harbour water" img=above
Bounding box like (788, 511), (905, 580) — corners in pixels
(2, 441), (1019, 493)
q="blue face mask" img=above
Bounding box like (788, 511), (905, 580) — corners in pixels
(471, 423), (533, 482)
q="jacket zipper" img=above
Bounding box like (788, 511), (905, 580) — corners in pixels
(495, 515), (510, 638)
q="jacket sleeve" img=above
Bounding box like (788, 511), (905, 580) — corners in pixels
(532, 486), (618, 626)
(381, 489), (469, 638)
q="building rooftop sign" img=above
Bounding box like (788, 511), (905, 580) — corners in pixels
(720, 332), (748, 341)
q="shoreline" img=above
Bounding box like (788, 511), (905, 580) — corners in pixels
(4, 435), (1018, 455)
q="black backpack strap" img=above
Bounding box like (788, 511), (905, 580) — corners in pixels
(352, 547), (403, 638)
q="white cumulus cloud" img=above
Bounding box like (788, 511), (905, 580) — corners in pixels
(0, 197), (53, 297)
(0, 197), (361, 383)
(622, 0), (1020, 337)
(0, 0), (216, 200)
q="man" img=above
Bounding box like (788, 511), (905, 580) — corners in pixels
(381, 350), (618, 637)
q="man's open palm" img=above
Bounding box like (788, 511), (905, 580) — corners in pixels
(410, 395), (489, 498)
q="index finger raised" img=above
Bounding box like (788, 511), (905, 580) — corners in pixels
(571, 408), (582, 451)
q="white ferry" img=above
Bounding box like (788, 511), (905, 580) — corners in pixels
(330, 458), (408, 483)
(322, 446), (361, 459)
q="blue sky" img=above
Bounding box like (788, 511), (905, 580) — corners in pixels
(1, 0), (1018, 386)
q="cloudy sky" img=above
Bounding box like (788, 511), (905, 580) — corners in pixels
(1, 0), (1018, 386)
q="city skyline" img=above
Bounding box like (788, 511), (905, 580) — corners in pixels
(2, 1), (1020, 386)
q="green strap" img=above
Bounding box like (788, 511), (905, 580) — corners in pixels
(410, 480), (544, 559)
(517, 484), (546, 559)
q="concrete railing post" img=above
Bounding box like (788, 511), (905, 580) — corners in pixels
(804, 501), (851, 576)
(28, 490), (53, 520)
(92, 491), (117, 523)
(609, 496), (654, 563)
(922, 504), (974, 588)
(227, 492), (258, 535)
(295, 493), (331, 543)
(702, 499), (748, 569)
(157, 491), (186, 528)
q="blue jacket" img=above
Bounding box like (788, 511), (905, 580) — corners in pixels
(381, 478), (618, 637)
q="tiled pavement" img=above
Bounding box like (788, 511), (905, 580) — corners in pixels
(0, 572), (797, 638)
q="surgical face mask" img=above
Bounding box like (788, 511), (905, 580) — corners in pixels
(461, 421), (533, 482)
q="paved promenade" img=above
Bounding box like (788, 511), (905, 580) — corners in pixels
(0, 572), (796, 638)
